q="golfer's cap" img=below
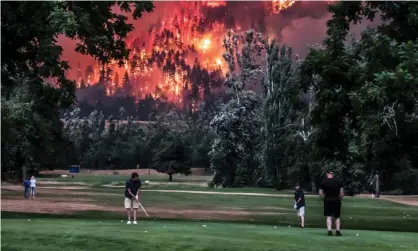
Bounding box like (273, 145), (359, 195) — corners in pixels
(295, 182), (300, 186)
(326, 170), (334, 174)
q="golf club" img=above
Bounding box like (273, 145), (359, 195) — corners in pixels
(139, 202), (150, 218)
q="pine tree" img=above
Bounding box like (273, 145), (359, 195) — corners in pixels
(263, 41), (296, 189)
(80, 79), (87, 89)
(85, 65), (94, 85)
(105, 66), (113, 94)
(190, 61), (200, 101)
(122, 71), (132, 96)
(202, 69), (211, 100)
(113, 72), (120, 88)
(99, 65), (106, 85)
(130, 54), (138, 75)
(76, 63), (82, 87)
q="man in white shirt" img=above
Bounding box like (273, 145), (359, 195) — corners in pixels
(30, 176), (36, 199)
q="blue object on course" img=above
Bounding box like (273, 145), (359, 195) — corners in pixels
(69, 165), (80, 174)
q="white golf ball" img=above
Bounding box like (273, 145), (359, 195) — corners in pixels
(356, 234), (359, 236)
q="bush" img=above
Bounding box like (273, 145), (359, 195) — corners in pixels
(391, 169), (418, 195)
(384, 189), (404, 195)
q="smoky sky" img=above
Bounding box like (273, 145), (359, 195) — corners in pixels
(59, 1), (376, 80)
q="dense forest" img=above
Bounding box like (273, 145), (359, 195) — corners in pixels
(2, 1), (417, 195)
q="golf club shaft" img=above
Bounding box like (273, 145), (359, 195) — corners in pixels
(138, 202), (150, 218)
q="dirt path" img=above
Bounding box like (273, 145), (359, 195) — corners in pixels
(2, 185), (89, 191)
(142, 189), (296, 197)
(4, 183), (416, 203)
(101, 185), (295, 197)
(358, 194), (418, 206)
(378, 196), (418, 206)
(102, 181), (207, 188)
(2, 184), (297, 197)
(39, 181), (89, 185)
(1, 198), (286, 220)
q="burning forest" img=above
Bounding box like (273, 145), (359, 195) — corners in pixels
(66, 1), (333, 109)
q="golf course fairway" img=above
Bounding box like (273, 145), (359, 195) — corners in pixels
(2, 219), (418, 251)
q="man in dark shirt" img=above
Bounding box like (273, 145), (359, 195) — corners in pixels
(124, 172), (142, 224)
(23, 179), (30, 198)
(319, 170), (344, 236)
(294, 183), (305, 228)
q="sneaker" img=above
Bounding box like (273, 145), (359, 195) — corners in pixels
(328, 231), (333, 236)
(127, 221), (132, 225)
(133, 221), (137, 225)
(336, 231), (342, 236)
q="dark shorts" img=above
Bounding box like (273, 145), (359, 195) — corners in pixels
(324, 199), (341, 218)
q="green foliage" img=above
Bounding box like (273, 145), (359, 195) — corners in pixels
(1, 1), (154, 180)
(262, 41), (298, 189)
(392, 169), (418, 195)
(62, 109), (214, 176)
(4, 1), (417, 196)
(209, 91), (263, 187)
(352, 37), (418, 182)
(292, 2), (418, 194)
(209, 2), (418, 193)
(153, 136), (192, 181)
(1, 76), (71, 179)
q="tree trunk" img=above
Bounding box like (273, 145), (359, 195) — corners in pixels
(311, 179), (317, 193)
(22, 165), (27, 182)
(375, 173), (380, 198)
(169, 173), (173, 182)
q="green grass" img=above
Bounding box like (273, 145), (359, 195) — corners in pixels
(92, 192), (418, 232)
(3, 185), (418, 232)
(38, 174), (208, 185)
(37, 174), (293, 194)
(4, 174), (418, 233)
(2, 218), (418, 251)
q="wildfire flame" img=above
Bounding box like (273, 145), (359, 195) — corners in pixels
(77, 1), (296, 107)
(204, 1), (227, 8)
(271, 0), (295, 14)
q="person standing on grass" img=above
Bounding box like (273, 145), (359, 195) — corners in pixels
(23, 179), (30, 198)
(125, 172), (142, 225)
(319, 170), (344, 236)
(29, 176), (36, 199)
(294, 182), (305, 228)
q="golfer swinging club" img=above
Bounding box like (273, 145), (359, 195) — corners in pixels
(319, 170), (344, 236)
(294, 182), (305, 228)
(125, 172), (142, 224)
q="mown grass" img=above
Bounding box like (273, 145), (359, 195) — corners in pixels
(2, 218), (418, 251)
(37, 174), (294, 194)
(4, 173), (418, 232)
(3, 184), (418, 232)
(94, 191), (418, 232)
(38, 174), (208, 185)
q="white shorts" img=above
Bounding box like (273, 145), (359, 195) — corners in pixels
(297, 206), (305, 217)
(124, 197), (139, 209)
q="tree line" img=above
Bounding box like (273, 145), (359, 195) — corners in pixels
(2, 2), (417, 194)
(62, 107), (215, 182)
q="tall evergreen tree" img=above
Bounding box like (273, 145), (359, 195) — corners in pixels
(262, 41), (296, 189)
(122, 71), (132, 96)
